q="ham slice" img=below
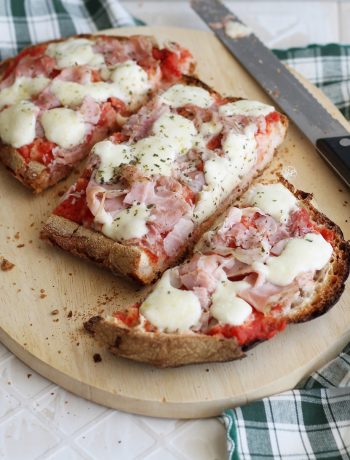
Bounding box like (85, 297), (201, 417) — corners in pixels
(163, 217), (194, 257)
(79, 96), (101, 125)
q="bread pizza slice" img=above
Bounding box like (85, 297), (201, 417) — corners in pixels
(84, 178), (350, 367)
(0, 34), (194, 192)
(42, 77), (288, 283)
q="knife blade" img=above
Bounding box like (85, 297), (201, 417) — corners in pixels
(191, 0), (350, 187)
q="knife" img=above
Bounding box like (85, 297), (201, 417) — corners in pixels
(191, 0), (350, 187)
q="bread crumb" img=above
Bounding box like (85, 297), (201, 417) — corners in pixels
(51, 309), (59, 315)
(93, 353), (102, 363)
(67, 310), (73, 318)
(14, 232), (20, 240)
(40, 293), (47, 299)
(17, 244), (25, 248)
(1, 258), (15, 271)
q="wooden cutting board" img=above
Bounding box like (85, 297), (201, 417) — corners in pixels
(0, 27), (349, 419)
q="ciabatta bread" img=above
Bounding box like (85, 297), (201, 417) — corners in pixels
(42, 76), (288, 283)
(84, 178), (350, 367)
(0, 34), (195, 192)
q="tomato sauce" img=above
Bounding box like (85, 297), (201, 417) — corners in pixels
(207, 310), (287, 346)
(53, 176), (94, 226)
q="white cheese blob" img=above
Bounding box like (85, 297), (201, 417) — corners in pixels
(51, 80), (125, 107)
(41, 108), (86, 149)
(219, 100), (274, 118)
(51, 61), (150, 108)
(243, 183), (298, 223)
(152, 112), (197, 153)
(210, 280), (252, 326)
(46, 38), (104, 69)
(160, 84), (214, 109)
(93, 140), (133, 183)
(110, 60), (150, 106)
(194, 127), (257, 222)
(199, 119), (223, 139)
(224, 20), (252, 39)
(102, 203), (150, 241)
(140, 270), (202, 332)
(0, 101), (38, 148)
(262, 233), (333, 286)
(133, 136), (176, 176)
(0, 76), (50, 108)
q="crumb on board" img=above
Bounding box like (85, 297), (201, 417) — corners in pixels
(51, 309), (59, 315)
(40, 293), (47, 299)
(67, 310), (73, 318)
(17, 244), (25, 248)
(93, 353), (102, 363)
(1, 258), (15, 271)
(14, 232), (20, 240)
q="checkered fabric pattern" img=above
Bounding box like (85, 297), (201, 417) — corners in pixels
(222, 343), (350, 459)
(0, 0), (142, 60)
(274, 44), (350, 120)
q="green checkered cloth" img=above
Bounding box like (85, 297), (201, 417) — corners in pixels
(0, 0), (143, 60)
(274, 44), (350, 120)
(222, 343), (350, 460)
(1, 2), (350, 458)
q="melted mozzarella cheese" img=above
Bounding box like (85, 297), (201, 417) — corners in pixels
(210, 280), (252, 326)
(219, 100), (274, 118)
(102, 203), (150, 241)
(140, 270), (202, 332)
(51, 80), (125, 107)
(243, 183), (298, 223)
(196, 119), (223, 149)
(51, 61), (150, 108)
(261, 233), (333, 286)
(110, 60), (150, 106)
(0, 76), (50, 108)
(93, 140), (133, 183)
(46, 38), (104, 69)
(200, 120), (223, 138)
(194, 127), (257, 222)
(160, 84), (214, 108)
(152, 112), (197, 153)
(0, 101), (38, 148)
(133, 136), (176, 176)
(41, 108), (86, 149)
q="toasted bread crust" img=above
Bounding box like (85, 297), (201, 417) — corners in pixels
(84, 178), (350, 367)
(41, 214), (155, 283)
(84, 316), (244, 368)
(0, 146), (72, 193)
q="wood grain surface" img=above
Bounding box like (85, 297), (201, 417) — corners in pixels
(0, 27), (349, 419)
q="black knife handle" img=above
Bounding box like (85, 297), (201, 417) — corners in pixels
(316, 136), (350, 186)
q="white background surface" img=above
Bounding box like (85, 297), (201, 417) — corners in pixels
(1, 1), (348, 459)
